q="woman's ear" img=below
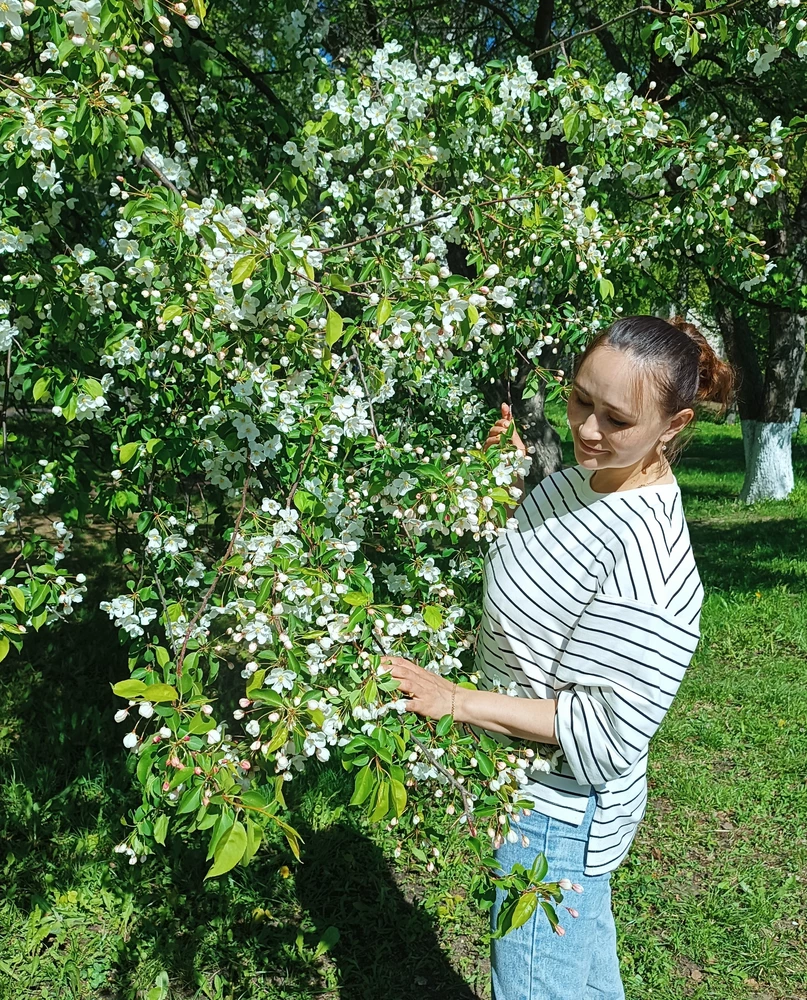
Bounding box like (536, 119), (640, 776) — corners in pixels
(661, 407), (694, 445)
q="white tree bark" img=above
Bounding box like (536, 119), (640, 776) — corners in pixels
(740, 420), (795, 502)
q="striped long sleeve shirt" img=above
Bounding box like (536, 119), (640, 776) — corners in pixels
(474, 465), (702, 875)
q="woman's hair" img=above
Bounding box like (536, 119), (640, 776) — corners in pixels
(574, 315), (734, 448)
(575, 316), (735, 460)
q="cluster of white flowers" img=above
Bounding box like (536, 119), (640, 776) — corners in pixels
(0, 486), (22, 536)
(55, 576), (87, 615)
(100, 595), (159, 637)
(30, 466), (56, 505)
(79, 271), (119, 316)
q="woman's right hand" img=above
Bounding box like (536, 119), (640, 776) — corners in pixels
(484, 402), (528, 458)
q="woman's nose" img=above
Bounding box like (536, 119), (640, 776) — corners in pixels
(579, 412), (602, 440)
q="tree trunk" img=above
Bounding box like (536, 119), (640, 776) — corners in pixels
(715, 302), (806, 502)
(739, 419), (795, 502)
(480, 376), (563, 484)
(514, 383), (564, 487)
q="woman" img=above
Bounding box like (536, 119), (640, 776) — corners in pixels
(381, 316), (733, 1000)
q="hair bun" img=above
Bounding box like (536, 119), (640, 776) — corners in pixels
(671, 316), (735, 412)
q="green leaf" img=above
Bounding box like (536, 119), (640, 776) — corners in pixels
(176, 784), (203, 816)
(435, 713), (453, 737)
(529, 852), (549, 884)
(423, 605), (443, 630)
(232, 256), (257, 285)
(205, 820), (248, 878)
(162, 304), (183, 323)
(314, 926), (340, 958)
(8, 587), (25, 612)
(112, 679), (148, 699)
(376, 297), (392, 325)
(0, 636), (8, 664)
(562, 110), (581, 142)
(511, 891), (538, 930)
(33, 377), (51, 402)
(475, 752), (495, 778)
(349, 765), (375, 806)
(154, 646), (170, 668)
(144, 682), (179, 703)
(241, 817), (262, 866)
(390, 778), (407, 817)
(368, 780), (390, 823)
(129, 134), (145, 158)
(118, 442), (139, 464)
(342, 591), (371, 606)
(598, 277), (615, 300)
(153, 814), (169, 846)
(539, 899), (559, 930)
(325, 309), (343, 346)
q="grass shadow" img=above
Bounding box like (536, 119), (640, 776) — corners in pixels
(296, 822), (481, 1000)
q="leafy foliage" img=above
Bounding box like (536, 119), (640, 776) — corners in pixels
(0, 0), (805, 932)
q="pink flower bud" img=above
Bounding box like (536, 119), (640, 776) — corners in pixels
(193, 766), (202, 775)
(239, 698), (251, 708)
(239, 760), (251, 770)
(565, 907), (579, 919)
(162, 781), (170, 791)
(571, 883), (584, 894)
(554, 924), (566, 937)
(558, 878), (572, 890)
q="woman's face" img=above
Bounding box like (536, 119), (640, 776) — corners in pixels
(567, 345), (692, 472)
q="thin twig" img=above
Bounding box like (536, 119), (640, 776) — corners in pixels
(14, 516), (33, 576)
(139, 153), (182, 196)
(286, 433), (316, 510)
(351, 348), (380, 440)
(2, 346), (11, 465)
(176, 470), (252, 678)
(530, 1), (748, 60)
(409, 733), (478, 835)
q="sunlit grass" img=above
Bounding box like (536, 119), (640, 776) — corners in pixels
(0, 419), (805, 999)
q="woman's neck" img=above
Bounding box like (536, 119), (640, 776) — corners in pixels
(590, 458), (673, 494)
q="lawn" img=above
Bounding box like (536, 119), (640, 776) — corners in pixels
(1, 418), (805, 1000)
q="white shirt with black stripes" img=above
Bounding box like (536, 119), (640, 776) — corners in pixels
(474, 464), (702, 876)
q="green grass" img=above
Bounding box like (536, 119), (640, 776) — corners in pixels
(1, 419), (806, 1000)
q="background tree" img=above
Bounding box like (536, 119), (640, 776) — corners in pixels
(0, 0), (802, 931)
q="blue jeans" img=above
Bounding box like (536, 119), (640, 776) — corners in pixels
(490, 792), (625, 1000)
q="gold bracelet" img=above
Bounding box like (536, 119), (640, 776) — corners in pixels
(450, 683), (456, 719)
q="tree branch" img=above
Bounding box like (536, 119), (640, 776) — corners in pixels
(409, 733), (478, 834)
(568, 0), (632, 77)
(176, 470), (252, 678)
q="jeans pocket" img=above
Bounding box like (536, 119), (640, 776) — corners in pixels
(548, 794), (596, 843)
(549, 814), (591, 842)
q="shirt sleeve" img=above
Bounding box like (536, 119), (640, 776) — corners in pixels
(553, 594), (700, 787)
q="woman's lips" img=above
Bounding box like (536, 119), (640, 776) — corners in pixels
(577, 439), (606, 456)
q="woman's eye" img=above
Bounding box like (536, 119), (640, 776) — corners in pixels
(609, 417), (628, 428)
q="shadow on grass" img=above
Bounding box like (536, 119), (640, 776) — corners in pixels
(0, 576), (478, 998)
(296, 823), (480, 1000)
(677, 433), (807, 594)
(687, 517), (807, 593)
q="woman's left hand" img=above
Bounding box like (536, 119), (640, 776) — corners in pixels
(379, 655), (457, 720)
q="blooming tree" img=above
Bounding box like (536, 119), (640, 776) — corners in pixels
(0, 0), (802, 931)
